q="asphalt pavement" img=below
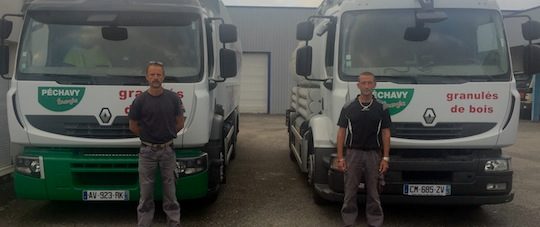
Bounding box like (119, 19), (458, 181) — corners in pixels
(0, 115), (539, 226)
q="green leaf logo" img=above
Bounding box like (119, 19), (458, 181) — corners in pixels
(38, 87), (86, 112)
(373, 88), (414, 115)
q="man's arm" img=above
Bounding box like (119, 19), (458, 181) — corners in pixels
(336, 127), (347, 171)
(176, 115), (185, 133)
(129, 119), (140, 136)
(379, 127), (391, 173)
(382, 128), (390, 158)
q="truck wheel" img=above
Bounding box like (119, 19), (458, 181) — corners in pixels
(230, 115), (238, 160)
(288, 122), (296, 162)
(201, 190), (220, 205)
(219, 149), (227, 184)
(313, 191), (331, 206)
(307, 153), (315, 185)
(306, 130), (315, 185)
(207, 140), (226, 189)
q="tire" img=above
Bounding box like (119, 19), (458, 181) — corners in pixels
(313, 191), (331, 206)
(306, 130), (315, 185)
(220, 150), (226, 184)
(307, 154), (315, 185)
(288, 122), (296, 162)
(230, 114), (238, 160)
(203, 189), (220, 205)
(206, 140), (226, 189)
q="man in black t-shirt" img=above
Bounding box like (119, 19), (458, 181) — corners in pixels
(129, 61), (185, 227)
(336, 72), (391, 227)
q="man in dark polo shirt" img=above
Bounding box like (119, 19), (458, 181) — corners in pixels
(336, 71), (391, 227)
(129, 61), (185, 227)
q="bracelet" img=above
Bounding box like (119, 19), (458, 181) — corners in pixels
(382, 156), (390, 162)
(337, 158), (345, 162)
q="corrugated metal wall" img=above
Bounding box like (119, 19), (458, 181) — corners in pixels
(227, 6), (316, 114)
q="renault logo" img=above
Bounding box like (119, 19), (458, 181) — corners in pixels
(99, 108), (112, 124)
(423, 108), (436, 124)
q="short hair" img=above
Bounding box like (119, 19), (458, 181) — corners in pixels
(146, 61), (165, 75)
(359, 71), (374, 77)
(358, 71), (375, 81)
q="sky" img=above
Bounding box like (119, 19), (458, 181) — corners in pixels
(222, 0), (540, 11)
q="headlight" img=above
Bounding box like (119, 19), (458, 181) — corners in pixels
(484, 159), (509, 172)
(15, 156), (44, 178)
(176, 153), (208, 177)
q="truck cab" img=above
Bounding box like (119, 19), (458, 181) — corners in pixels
(287, 0), (540, 204)
(0, 0), (241, 202)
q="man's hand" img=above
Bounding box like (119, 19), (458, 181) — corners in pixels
(336, 159), (347, 172)
(379, 159), (389, 174)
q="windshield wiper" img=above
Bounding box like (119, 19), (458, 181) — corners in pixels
(377, 75), (418, 84)
(98, 75), (147, 85)
(29, 74), (147, 85)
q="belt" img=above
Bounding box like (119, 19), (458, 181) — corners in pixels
(141, 140), (173, 149)
(348, 146), (379, 151)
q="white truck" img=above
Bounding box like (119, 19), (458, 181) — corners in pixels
(0, 0), (241, 201)
(287, 0), (540, 205)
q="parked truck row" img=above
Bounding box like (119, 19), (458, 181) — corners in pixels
(3, 0), (540, 208)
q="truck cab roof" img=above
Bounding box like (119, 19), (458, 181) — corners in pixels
(318, 0), (500, 16)
(25, 0), (205, 13)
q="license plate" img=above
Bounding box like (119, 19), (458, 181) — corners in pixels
(403, 184), (451, 196)
(83, 190), (129, 201)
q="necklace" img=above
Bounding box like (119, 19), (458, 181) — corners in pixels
(359, 98), (373, 111)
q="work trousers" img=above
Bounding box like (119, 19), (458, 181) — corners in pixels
(137, 145), (181, 227)
(342, 149), (384, 227)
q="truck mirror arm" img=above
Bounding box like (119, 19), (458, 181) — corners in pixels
(302, 76), (333, 90)
(208, 78), (226, 91)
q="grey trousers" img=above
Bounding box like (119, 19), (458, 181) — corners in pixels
(342, 149), (383, 227)
(137, 145), (181, 227)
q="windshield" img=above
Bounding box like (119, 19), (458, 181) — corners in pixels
(17, 11), (203, 84)
(340, 9), (509, 83)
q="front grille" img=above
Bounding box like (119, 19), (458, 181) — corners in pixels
(402, 171), (452, 182)
(72, 163), (138, 169)
(73, 172), (138, 186)
(71, 157), (138, 186)
(391, 122), (496, 140)
(27, 115), (136, 139)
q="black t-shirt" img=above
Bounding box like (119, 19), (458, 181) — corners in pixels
(337, 96), (391, 150)
(128, 90), (185, 144)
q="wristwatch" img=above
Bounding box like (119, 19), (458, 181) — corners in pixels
(382, 156), (390, 162)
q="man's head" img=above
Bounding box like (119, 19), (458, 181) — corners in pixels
(146, 61), (165, 89)
(78, 26), (101, 49)
(357, 71), (376, 96)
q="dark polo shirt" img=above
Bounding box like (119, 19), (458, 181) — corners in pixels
(129, 90), (185, 144)
(337, 95), (391, 150)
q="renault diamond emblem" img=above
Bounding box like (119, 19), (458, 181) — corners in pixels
(423, 108), (436, 124)
(99, 108), (112, 124)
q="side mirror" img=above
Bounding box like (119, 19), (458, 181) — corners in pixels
(0, 19), (14, 39)
(404, 26), (431, 42)
(297, 21), (314, 41)
(220, 48), (237, 78)
(219, 24), (237, 43)
(522, 20), (540, 41)
(296, 46), (312, 76)
(1, 45), (10, 75)
(102, 27), (128, 41)
(523, 44), (540, 75)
